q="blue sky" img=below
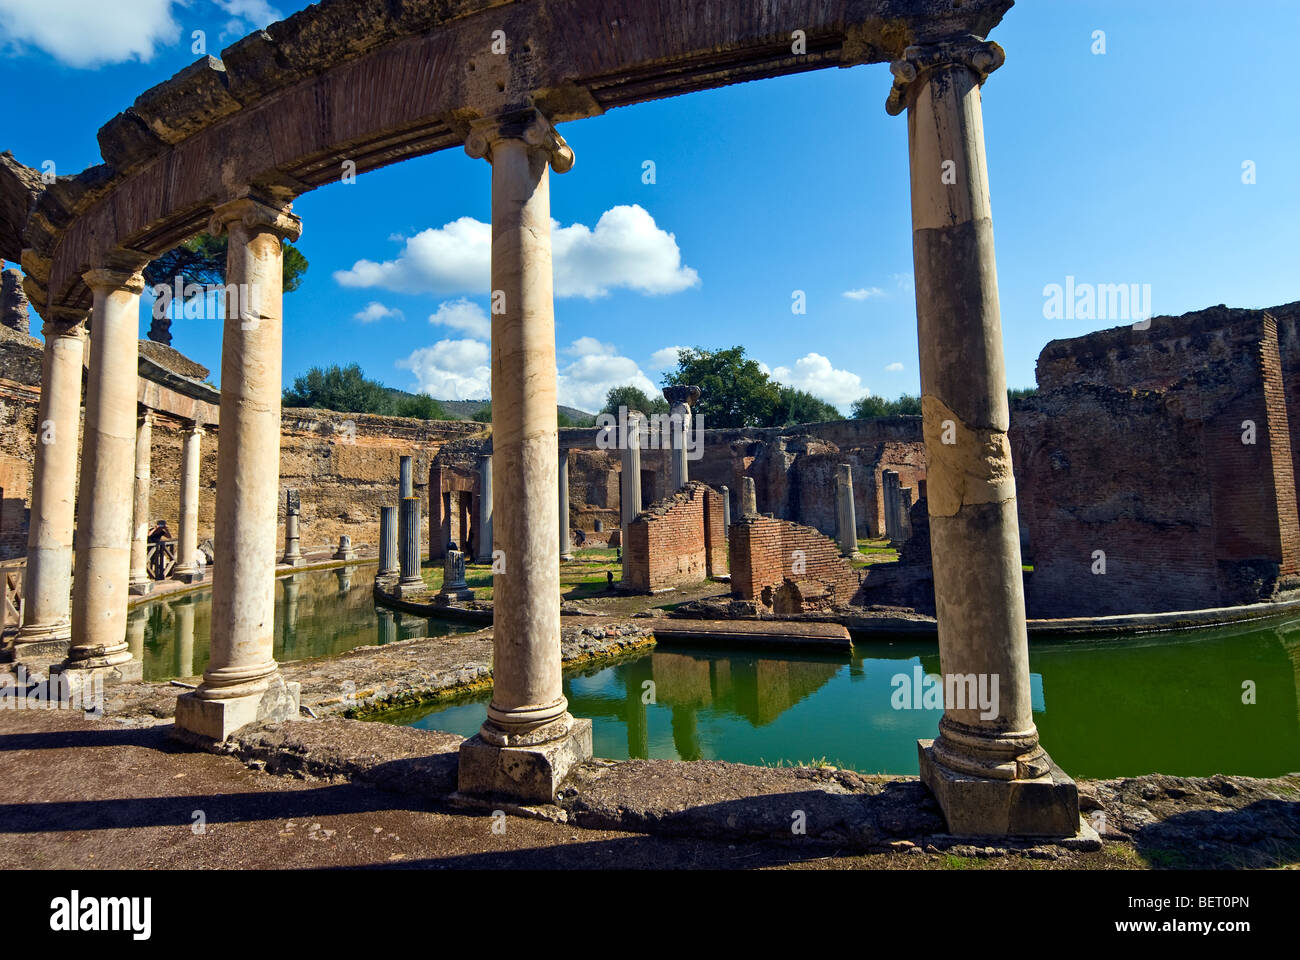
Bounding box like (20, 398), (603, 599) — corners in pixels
(2, 0), (1297, 413)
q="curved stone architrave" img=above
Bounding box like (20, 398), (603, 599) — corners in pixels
(17, 0), (1012, 315)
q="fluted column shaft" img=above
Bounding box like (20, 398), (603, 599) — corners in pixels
(558, 451), (572, 561)
(476, 454), (493, 562)
(18, 313), (86, 649)
(378, 504), (399, 577)
(66, 268), (145, 670)
(398, 496), (422, 585)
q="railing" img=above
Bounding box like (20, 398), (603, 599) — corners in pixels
(1, 559), (24, 634)
(146, 539), (176, 581)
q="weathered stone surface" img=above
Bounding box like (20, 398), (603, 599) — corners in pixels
(229, 717), (464, 796)
(131, 56), (242, 145)
(561, 758), (946, 848)
(0, 267), (29, 334)
(0, 151), (42, 263)
(95, 111), (165, 175)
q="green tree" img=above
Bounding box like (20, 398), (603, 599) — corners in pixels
(662, 346), (780, 428)
(143, 234), (309, 293)
(851, 393), (922, 418)
(472, 402), (492, 423)
(283, 363), (391, 414)
(391, 393), (449, 420)
(601, 384), (668, 417)
(770, 386), (841, 426)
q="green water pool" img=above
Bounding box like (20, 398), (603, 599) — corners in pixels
(377, 621), (1300, 779)
(129, 564), (480, 682)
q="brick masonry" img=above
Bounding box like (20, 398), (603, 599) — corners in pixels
(624, 481), (726, 592)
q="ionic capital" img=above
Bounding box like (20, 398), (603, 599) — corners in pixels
(82, 267), (146, 295)
(463, 107), (575, 173)
(41, 305), (89, 339)
(208, 196), (303, 243)
(885, 35), (1005, 116)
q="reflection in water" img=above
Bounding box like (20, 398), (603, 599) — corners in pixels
(387, 623), (1300, 779)
(133, 564), (479, 682)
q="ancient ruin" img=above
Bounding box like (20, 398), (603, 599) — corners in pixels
(1, 0), (1297, 886)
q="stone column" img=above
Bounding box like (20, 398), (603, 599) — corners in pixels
(476, 454), (494, 563)
(399, 455), (413, 499)
(741, 476), (757, 516)
(377, 505), (399, 580)
(721, 484), (731, 531)
(559, 450), (573, 561)
(332, 535), (355, 561)
(439, 547), (474, 601)
(174, 423), (204, 582)
(397, 495), (424, 597)
(429, 466), (446, 560)
(173, 597), (196, 679)
(619, 413), (643, 584)
(458, 108), (591, 802)
(280, 488), (303, 566)
(376, 607), (396, 646)
(663, 385), (700, 491)
(128, 411), (154, 596)
(836, 464), (857, 557)
(888, 36), (1078, 836)
(882, 470), (900, 541)
(15, 309), (87, 668)
(58, 267), (147, 690)
(174, 196), (302, 742)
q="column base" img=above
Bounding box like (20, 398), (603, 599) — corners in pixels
(437, 585), (475, 602)
(457, 716), (592, 803)
(561, 553), (574, 563)
(175, 567), (206, 584)
(11, 624), (72, 676)
(49, 657), (143, 700)
(128, 578), (154, 597)
(280, 556), (304, 568)
(395, 578), (427, 599)
(332, 550), (356, 562)
(173, 675), (301, 744)
(918, 739), (1080, 838)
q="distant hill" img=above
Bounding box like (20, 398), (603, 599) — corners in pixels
(383, 388), (594, 424)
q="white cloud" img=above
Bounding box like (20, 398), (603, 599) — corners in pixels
(334, 217), (490, 294)
(892, 272), (915, 292)
(650, 345), (684, 371)
(215, 0), (281, 38)
(429, 298), (489, 339)
(0, 0), (179, 67)
(557, 339), (658, 412)
(552, 205), (699, 298)
(771, 353), (866, 413)
(396, 334), (656, 413)
(353, 301), (402, 324)
(885, 361), (904, 372)
(397, 339), (491, 400)
(334, 204), (699, 299)
(843, 287), (885, 301)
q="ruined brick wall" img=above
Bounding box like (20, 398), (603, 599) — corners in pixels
(567, 448), (620, 536)
(702, 484), (727, 575)
(624, 482), (718, 592)
(1013, 302), (1300, 616)
(727, 513), (860, 604)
